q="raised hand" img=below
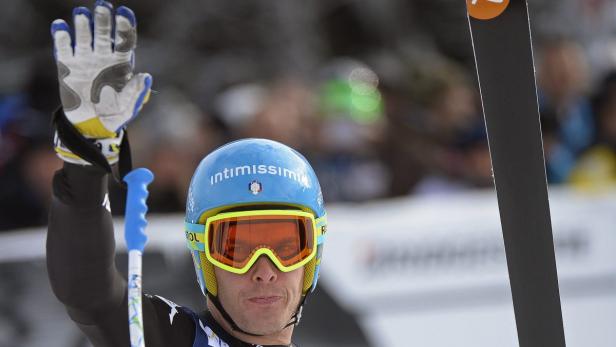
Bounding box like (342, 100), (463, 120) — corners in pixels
(51, 1), (152, 165)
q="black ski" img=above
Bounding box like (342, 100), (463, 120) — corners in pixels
(466, 1), (566, 346)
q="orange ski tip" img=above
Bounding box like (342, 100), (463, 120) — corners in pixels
(467, 0), (510, 20)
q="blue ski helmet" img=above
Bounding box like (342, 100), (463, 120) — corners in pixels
(185, 138), (327, 297)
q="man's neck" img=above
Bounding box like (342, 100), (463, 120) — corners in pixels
(206, 299), (294, 346)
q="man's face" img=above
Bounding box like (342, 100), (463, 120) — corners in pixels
(214, 255), (304, 335)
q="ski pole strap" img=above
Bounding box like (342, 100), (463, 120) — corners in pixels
(52, 107), (133, 187)
(466, 1), (566, 346)
(124, 168), (154, 347)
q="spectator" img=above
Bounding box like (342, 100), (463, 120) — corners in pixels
(0, 59), (62, 231)
(569, 71), (616, 189)
(380, 51), (484, 195)
(312, 58), (389, 202)
(238, 79), (317, 152)
(537, 38), (594, 183)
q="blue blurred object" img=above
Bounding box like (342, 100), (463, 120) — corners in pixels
(0, 95), (26, 131)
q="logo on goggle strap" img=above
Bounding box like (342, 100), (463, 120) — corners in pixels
(249, 180), (263, 195)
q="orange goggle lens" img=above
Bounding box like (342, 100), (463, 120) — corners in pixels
(208, 214), (315, 271)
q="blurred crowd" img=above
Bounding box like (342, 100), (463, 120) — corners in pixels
(2, 0), (616, 231)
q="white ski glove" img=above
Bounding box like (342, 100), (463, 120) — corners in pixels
(51, 2), (152, 165)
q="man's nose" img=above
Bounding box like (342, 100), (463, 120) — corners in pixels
(251, 255), (279, 283)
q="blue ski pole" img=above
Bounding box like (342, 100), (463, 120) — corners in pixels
(123, 168), (154, 347)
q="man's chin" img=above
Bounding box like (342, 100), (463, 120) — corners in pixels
(239, 319), (288, 336)
(238, 307), (290, 334)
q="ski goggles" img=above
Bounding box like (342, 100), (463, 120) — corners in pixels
(185, 210), (326, 274)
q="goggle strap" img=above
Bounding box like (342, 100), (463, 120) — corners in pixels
(315, 215), (327, 228)
(185, 221), (204, 232)
(317, 234), (326, 244)
(185, 222), (206, 252)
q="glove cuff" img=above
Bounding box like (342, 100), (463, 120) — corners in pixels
(54, 130), (124, 165)
(52, 107), (133, 186)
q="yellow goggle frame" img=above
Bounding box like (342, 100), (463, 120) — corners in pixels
(185, 210), (326, 275)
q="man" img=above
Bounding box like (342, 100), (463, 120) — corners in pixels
(47, 2), (327, 346)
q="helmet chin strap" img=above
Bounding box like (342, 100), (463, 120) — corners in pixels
(208, 292), (309, 337)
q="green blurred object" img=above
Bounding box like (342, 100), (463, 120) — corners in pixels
(320, 79), (383, 124)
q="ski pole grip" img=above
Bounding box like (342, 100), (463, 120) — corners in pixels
(123, 168), (154, 252)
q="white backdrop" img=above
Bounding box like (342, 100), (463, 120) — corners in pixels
(1, 187), (614, 347)
(320, 188), (616, 347)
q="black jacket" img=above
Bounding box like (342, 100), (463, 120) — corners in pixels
(47, 163), (294, 347)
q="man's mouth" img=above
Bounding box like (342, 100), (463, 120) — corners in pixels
(247, 296), (283, 305)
